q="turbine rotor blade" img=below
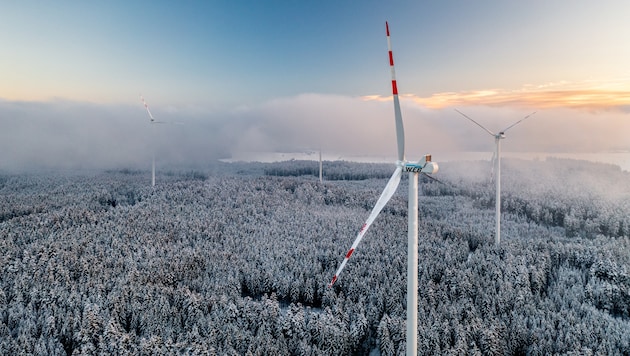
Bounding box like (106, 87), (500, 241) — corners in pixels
(454, 109), (495, 137)
(421, 172), (447, 185)
(329, 166), (403, 287)
(152, 121), (183, 125)
(141, 95), (184, 125)
(140, 95), (155, 122)
(501, 111), (537, 133)
(387, 22), (405, 162)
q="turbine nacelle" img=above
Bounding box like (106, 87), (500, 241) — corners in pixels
(403, 154), (439, 174)
(423, 162), (439, 174)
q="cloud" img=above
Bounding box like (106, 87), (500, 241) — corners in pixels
(443, 106), (630, 153)
(363, 80), (630, 112)
(0, 100), (147, 171)
(1, 93), (629, 171)
(232, 93), (461, 159)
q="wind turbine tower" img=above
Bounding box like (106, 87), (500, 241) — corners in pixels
(319, 146), (323, 183)
(329, 22), (438, 355)
(455, 109), (535, 245)
(140, 95), (166, 187)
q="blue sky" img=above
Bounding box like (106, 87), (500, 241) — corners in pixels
(1, 1), (630, 169)
(3, 1), (629, 106)
(3, 1), (394, 105)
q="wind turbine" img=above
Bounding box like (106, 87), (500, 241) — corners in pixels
(454, 109), (535, 245)
(319, 145), (323, 183)
(140, 95), (166, 187)
(328, 22), (438, 355)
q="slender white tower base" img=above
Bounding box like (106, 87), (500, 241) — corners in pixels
(406, 172), (418, 355)
(494, 137), (501, 245)
(152, 121), (156, 187)
(152, 152), (156, 187)
(319, 148), (323, 183)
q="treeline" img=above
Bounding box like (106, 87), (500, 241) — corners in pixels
(264, 160), (393, 181)
(430, 158), (630, 239)
(0, 160), (629, 354)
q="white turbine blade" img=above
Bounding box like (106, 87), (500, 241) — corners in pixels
(387, 22), (405, 162)
(141, 95), (184, 125)
(454, 109), (495, 137)
(140, 95), (156, 122)
(329, 166), (403, 287)
(501, 111), (536, 133)
(153, 120), (183, 125)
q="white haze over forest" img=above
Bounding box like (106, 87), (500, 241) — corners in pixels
(1, 95), (629, 171)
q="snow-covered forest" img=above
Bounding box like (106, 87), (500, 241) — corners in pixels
(1, 159), (629, 355)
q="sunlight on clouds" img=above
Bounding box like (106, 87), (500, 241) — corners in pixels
(363, 80), (630, 111)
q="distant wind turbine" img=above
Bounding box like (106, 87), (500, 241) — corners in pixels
(455, 109), (536, 245)
(319, 145), (323, 183)
(140, 95), (167, 187)
(329, 22), (438, 355)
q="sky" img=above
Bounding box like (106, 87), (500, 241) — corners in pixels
(1, 1), (630, 170)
